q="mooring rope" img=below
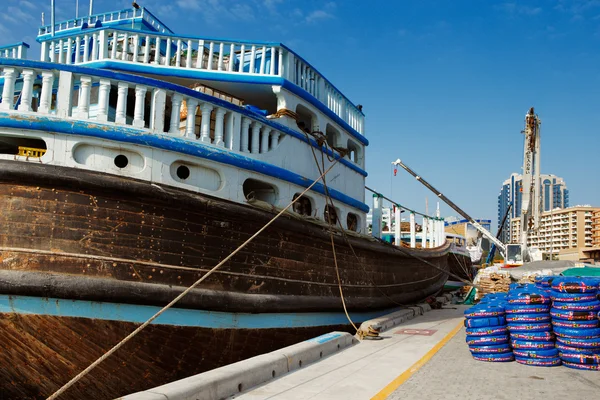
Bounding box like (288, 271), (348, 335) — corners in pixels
(46, 160), (341, 400)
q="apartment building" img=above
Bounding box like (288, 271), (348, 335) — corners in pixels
(509, 206), (599, 260)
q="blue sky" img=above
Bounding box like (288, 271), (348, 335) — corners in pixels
(2, 0), (599, 229)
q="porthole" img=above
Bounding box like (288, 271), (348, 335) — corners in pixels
(176, 165), (190, 180)
(114, 154), (128, 168)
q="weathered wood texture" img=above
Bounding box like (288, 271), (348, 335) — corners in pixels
(0, 313), (346, 400)
(0, 160), (450, 312)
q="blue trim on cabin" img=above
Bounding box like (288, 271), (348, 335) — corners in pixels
(0, 113), (369, 213)
(0, 42), (30, 50)
(0, 58), (369, 150)
(0, 294), (402, 329)
(71, 59), (369, 146)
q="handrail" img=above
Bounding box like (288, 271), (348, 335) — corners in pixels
(0, 58), (367, 179)
(37, 25), (365, 134)
(366, 186), (442, 220)
(0, 43), (29, 60)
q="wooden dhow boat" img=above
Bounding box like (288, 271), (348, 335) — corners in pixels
(0, 5), (450, 399)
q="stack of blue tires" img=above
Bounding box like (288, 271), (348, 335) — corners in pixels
(550, 277), (600, 371)
(506, 283), (560, 367)
(465, 294), (513, 362)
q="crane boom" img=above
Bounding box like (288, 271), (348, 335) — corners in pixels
(392, 159), (507, 253)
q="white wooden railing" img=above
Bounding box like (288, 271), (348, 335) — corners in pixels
(0, 43), (29, 60)
(38, 7), (172, 36)
(0, 62), (283, 155)
(38, 28), (365, 134)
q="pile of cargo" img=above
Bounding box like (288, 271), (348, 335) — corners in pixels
(464, 276), (600, 370)
(547, 277), (600, 371)
(474, 270), (511, 300)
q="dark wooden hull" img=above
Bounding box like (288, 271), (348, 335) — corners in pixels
(1, 312), (349, 400)
(0, 159), (450, 399)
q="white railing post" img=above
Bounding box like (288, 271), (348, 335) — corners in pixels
(154, 37), (161, 65)
(240, 117), (251, 152)
(428, 219), (434, 248)
(18, 44), (28, 59)
(278, 47), (285, 77)
(186, 40), (192, 68)
(169, 93), (183, 134)
(75, 36), (82, 63)
(250, 121), (261, 153)
(185, 99), (198, 138)
(214, 107), (226, 146)
(55, 71), (72, 118)
(121, 33), (129, 61)
(410, 212), (416, 248)
(150, 88), (166, 132)
(175, 39), (182, 67)
(165, 37), (171, 65)
(199, 103), (213, 143)
(207, 41), (214, 70)
(394, 206), (402, 247)
(224, 111), (233, 148)
(144, 35), (151, 64)
(228, 43), (235, 72)
(82, 35), (90, 62)
(97, 79), (111, 122)
(260, 127), (271, 153)
(110, 31), (118, 60)
(371, 194), (382, 239)
(217, 42), (224, 71)
(40, 42), (48, 62)
(132, 34), (140, 62)
(238, 44), (245, 72)
(17, 69), (35, 112)
(39, 71), (56, 114)
(230, 113), (241, 151)
(196, 40), (204, 69)
(0, 68), (18, 110)
(249, 45), (256, 73)
(98, 30), (108, 60)
(133, 85), (147, 127)
(259, 46), (267, 74)
(115, 82), (129, 124)
(422, 217), (428, 248)
(270, 130), (280, 149)
(270, 47), (276, 75)
(77, 76), (92, 119)
(57, 39), (64, 63)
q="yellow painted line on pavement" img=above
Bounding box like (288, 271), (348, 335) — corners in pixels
(371, 320), (464, 400)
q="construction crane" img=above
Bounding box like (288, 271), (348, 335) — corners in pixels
(391, 159), (511, 261)
(512, 107), (543, 263)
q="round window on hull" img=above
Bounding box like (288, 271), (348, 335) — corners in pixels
(324, 205), (338, 225)
(347, 213), (359, 231)
(292, 194), (313, 216)
(114, 154), (129, 168)
(176, 165), (190, 180)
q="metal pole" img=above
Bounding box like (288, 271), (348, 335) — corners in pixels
(76, 0), (79, 19)
(51, 0), (55, 36)
(89, 0), (93, 16)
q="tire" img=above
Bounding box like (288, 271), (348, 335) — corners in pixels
(506, 314), (551, 323)
(508, 292), (550, 305)
(559, 353), (600, 365)
(554, 327), (600, 339)
(515, 357), (561, 367)
(464, 305), (505, 318)
(551, 300), (600, 312)
(550, 309), (598, 321)
(552, 319), (599, 329)
(556, 336), (600, 348)
(511, 340), (555, 350)
(469, 344), (512, 354)
(466, 326), (509, 337)
(550, 291), (598, 303)
(505, 304), (550, 314)
(473, 353), (514, 362)
(513, 348), (558, 359)
(464, 316), (506, 328)
(510, 331), (555, 341)
(555, 342), (600, 355)
(552, 279), (599, 293)
(507, 322), (552, 333)
(466, 334), (510, 346)
(562, 361), (600, 371)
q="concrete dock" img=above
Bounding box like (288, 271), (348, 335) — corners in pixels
(234, 305), (599, 400)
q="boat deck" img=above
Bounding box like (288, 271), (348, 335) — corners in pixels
(235, 305), (599, 400)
